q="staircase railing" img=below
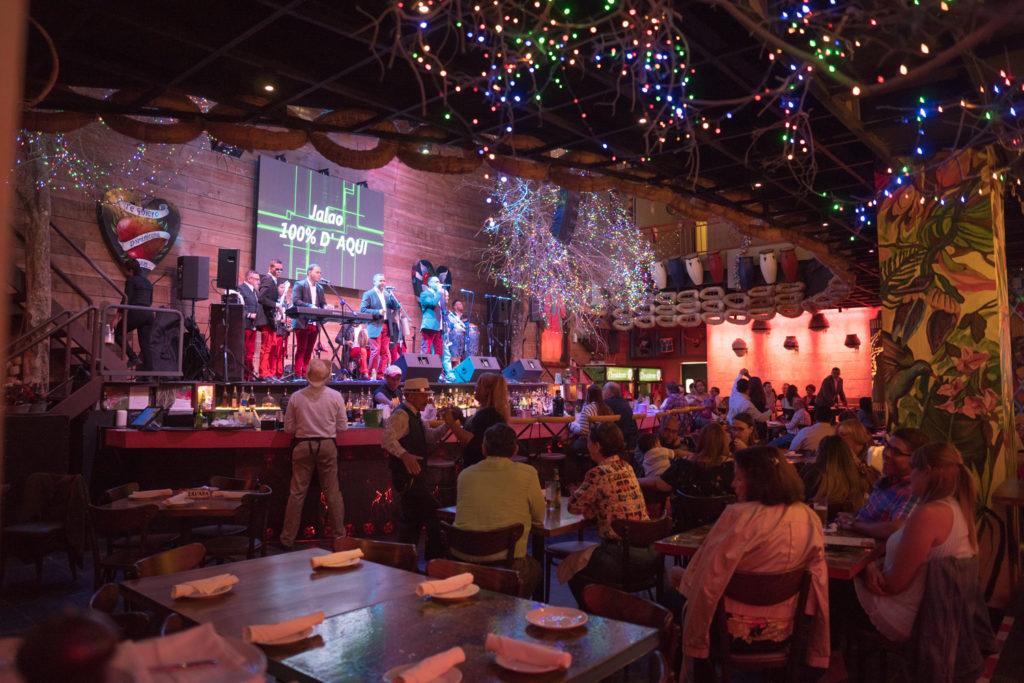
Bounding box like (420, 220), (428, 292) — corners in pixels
(100, 304), (184, 379)
(6, 309), (72, 358)
(5, 306), (99, 405)
(49, 221), (124, 301)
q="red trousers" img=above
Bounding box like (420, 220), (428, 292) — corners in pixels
(274, 334), (287, 377)
(259, 326), (279, 378)
(421, 329), (442, 355)
(244, 328), (258, 378)
(293, 325), (317, 378)
(349, 346), (369, 377)
(368, 328), (391, 376)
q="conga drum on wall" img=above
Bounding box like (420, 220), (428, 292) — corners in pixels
(684, 253), (704, 286)
(737, 255), (757, 291)
(706, 251), (725, 284)
(759, 249), (778, 285)
(779, 248), (799, 283)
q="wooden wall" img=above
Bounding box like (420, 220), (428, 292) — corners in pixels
(11, 125), (498, 349)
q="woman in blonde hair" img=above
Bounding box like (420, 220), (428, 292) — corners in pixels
(837, 418), (881, 482)
(803, 436), (872, 517)
(849, 442), (978, 643)
(445, 372), (511, 468)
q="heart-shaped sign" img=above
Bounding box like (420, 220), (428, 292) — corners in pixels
(97, 188), (180, 270)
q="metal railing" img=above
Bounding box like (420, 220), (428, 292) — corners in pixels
(6, 309), (72, 358)
(5, 306), (99, 404)
(100, 304), (184, 379)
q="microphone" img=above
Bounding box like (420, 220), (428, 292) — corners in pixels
(459, 288), (473, 294)
(320, 278), (332, 284)
(384, 285), (396, 291)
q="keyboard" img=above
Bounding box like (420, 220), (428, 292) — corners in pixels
(286, 306), (373, 324)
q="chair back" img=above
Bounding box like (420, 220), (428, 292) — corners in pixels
(209, 475), (248, 491)
(102, 482), (140, 504)
(89, 583), (121, 613)
(673, 492), (735, 531)
(133, 542), (207, 578)
(89, 504), (159, 551)
(161, 613), (189, 636)
(581, 584), (676, 667)
(611, 516), (673, 548)
(89, 582), (153, 640)
(976, 505), (1006, 604)
(334, 536), (418, 572)
(439, 522), (523, 565)
(238, 485), (272, 558)
(426, 558), (522, 597)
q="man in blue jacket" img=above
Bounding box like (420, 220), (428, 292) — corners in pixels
(418, 276), (445, 355)
(360, 273), (402, 379)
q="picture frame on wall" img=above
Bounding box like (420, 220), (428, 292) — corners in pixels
(657, 333), (676, 356)
(630, 330), (653, 359)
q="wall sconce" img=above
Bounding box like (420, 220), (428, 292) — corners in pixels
(783, 336), (799, 351)
(809, 312), (829, 331)
(732, 339), (748, 356)
(844, 334), (861, 349)
(752, 320), (771, 334)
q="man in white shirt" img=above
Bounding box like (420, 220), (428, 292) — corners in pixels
(727, 369), (770, 425)
(280, 358), (348, 548)
(238, 270), (266, 380)
(790, 405), (836, 453)
(291, 264), (326, 378)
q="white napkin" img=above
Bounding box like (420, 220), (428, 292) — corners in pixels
(310, 548), (363, 569)
(171, 573), (239, 599)
(395, 647), (466, 683)
(164, 492), (191, 506)
(112, 622), (264, 683)
(416, 572), (473, 597)
(128, 489), (173, 500)
(485, 633), (572, 669)
(212, 490), (249, 500)
(243, 611), (324, 644)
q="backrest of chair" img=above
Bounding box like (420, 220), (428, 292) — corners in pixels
(724, 568), (808, 607)
(210, 475), (247, 491)
(102, 482), (140, 504)
(161, 613), (189, 636)
(133, 542), (206, 578)
(89, 504), (158, 538)
(976, 506), (1006, 604)
(239, 485), (272, 556)
(611, 516), (674, 548)
(581, 584), (675, 663)
(89, 583), (121, 613)
(439, 522), (524, 564)
(334, 536), (418, 572)
(426, 558), (522, 597)
(673, 492), (735, 530)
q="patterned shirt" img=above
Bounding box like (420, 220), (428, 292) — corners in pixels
(568, 455), (648, 539)
(855, 474), (916, 523)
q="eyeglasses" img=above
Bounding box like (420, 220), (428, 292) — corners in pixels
(884, 443), (912, 458)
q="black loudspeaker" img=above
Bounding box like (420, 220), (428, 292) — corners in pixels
(550, 188), (580, 243)
(177, 256), (209, 301)
(502, 358), (543, 383)
(527, 297), (545, 322)
(210, 303), (245, 381)
(395, 353), (444, 381)
(486, 297), (512, 325)
(216, 248), (240, 290)
(455, 355), (501, 383)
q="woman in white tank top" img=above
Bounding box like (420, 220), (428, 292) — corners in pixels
(854, 442), (977, 642)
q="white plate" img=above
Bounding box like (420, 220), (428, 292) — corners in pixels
(256, 626), (315, 646)
(494, 653), (560, 674)
(430, 584), (480, 601)
(316, 557), (361, 570)
(526, 606), (588, 630)
(382, 663), (463, 682)
(179, 584), (233, 599)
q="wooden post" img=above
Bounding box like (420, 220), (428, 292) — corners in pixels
(15, 135), (52, 390)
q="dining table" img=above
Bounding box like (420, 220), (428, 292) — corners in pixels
(437, 498), (590, 600)
(119, 548), (658, 682)
(654, 525), (875, 580)
(95, 490), (249, 519)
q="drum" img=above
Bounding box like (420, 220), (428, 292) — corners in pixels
(759, 249), (778, 285)
(684, 253), (704, 286)
(464, 323), (480, 356)
(706, 251), (725, 283)
(651, 261), (668, 290)
(448, 326), (465, 358)
(779, 248), (799, 283)
(737, 255), (757, 291)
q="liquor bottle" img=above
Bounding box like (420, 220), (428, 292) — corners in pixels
(240, 387), (248, 408)
(264, 386), (274, 407)
(193, 403), (205, 430)
(231, 386), (239, 408)
(550, 470), (561, 509)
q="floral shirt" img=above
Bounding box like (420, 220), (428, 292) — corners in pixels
(856, 474), (916, 523)
(568, 455), (648, 539)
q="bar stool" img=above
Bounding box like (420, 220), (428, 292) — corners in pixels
(537, 452), (567, 492)
(427, 457), (457, 506)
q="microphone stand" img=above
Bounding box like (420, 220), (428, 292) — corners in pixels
(319, 280), (349, 378)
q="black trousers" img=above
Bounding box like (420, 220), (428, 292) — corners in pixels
(396, 473), (443, 561)
(115, 320), (153, 370)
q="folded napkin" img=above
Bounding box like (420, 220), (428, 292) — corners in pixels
(212, 490), (249, 500)
(395, 647), (466, 683)
(310, 548), (364, 569)
(163, 492), (191, 506)
(243, 611), (324, 644)
(113, 622), (264, 683)
(416, 572), (473, 597)
(128, 488), (173, 500)
(485, 634), (572, 670)
(171, 573), (239, 599)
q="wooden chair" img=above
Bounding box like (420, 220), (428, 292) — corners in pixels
(102, 482), (179, 551)
(89, 583), (153, 640)
(334, 536), (418, 572)
(201, 485), (272, 563)
(161, 613), (189, 636)
(439, 522), (523, 567)
(543, 529), (598, 602)
(89, 503), (160, 587)
(192, 475), (251, 538)
(426, 558), (522, 597)
(133, 542), (207, 578)
(581, 584), (677, 675)
(711, 568), (812, 683)
(609, 516), (674, 600)
(672, 492), (735, 532)
(976, 505), (1006, 604)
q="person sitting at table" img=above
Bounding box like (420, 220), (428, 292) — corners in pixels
(453, 423), (545, 597)
(373, 364), (404, 409)
(802, 436), (872, 518)
(727, 370), (771, 425)
(280, 358), (349, 549)
(568, 384), (611, 456)
(636, 432), (676, 478)
(641, 422), (734, 498)
(603, 381), (639, 451)
(804, 384), (817, 409)
(780, 383), (799, 417)
(381, 377), (451, 560)
(657, 413), (688, 458)
(843, 442), (981, 647)
(445, 372), (511, 469)
(835, 427), (929, 540)
(669, 445), (830, 675)
(768, 397), (811, 449)
(660, 381), (688, 411)
(837, 418), (881, 484)
(729, 412), (756, 452)
(857, 397), (880, 432)
(789, 405), (836, 454)
(561, 423), (652, 605)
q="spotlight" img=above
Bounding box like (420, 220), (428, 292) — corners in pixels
(263, 84), (276, 92)
(809, 313), (829, 331)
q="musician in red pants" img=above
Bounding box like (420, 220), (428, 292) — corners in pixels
(290, 264), (326, 378)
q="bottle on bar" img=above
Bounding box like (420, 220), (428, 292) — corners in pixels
(231, 386), (239, 408)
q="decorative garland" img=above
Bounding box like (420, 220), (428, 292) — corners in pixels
(206, 103), (307, 151)
(397, 125), (481, 174)
(309, 109), (398, 170)
(104, 90), (202, 144)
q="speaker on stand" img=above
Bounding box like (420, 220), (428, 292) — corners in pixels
(215, 248), (241, 382)
(176, 256), (215, 380)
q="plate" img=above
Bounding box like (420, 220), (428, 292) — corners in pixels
(430, 584), (480, 601)
(526, 607), (588, 630)
(316, 557), (361, 570)
(382, 663), (463, 682)
(494, 653), (560, 674)
(179, 584), (233, 599)
(256, 626), (314, 646)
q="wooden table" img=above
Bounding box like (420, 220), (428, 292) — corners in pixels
(992, 478), (1024, 602)
(654, 526), (874, 580)
(119, 548), (425, 637)
(437, 499), (589, 600)
(95, 491), (247, 519)
(271, 588), (657, 682)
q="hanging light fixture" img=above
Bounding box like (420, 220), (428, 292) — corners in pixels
(732, 339), (748, 356)
(844, 334), (861, 349)
(783, 336), (799, 350)
(809, 313), (829, 331)
(752, 320), (771, 333)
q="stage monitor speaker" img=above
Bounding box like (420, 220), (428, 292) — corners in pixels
(395, 353), (443, 381)
(177, 256), (209, 301)
(216, 248), (240, 290)
(502, 358), (543, 383)
(209, 303), (245, 382)
(455, 355), (501, 383)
